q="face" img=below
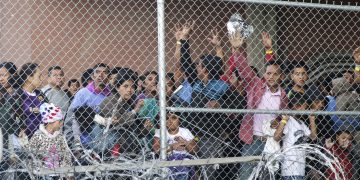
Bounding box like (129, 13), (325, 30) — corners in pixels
(264, 65), (282, 88)
(174, 69), (185, 86)
(166, 78), (175, 97)
(48, 69), (64, 88)
(310, 100), (324, 110)
(144, 73), (157, 94)
(166, 114), (180, 131)
(69, 82), (80, 95)
(109, 74), (117, 86)
(343, 72), (353, 84)
(291, 67), (308, 87)
(336, 132), (352, 149)
(92, 66), (109, 86)
(28, 68), (43, 89)
(0, 67), (11, 88)
(118, 80), (135, 101)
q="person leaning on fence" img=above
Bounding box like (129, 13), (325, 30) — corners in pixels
(89, 69), (145, 156)
(153, 113), (198, 180)
(273, 93), (317, 180)
(12, 63), (49, 141)
(232, 31), (287, 179)
(41, 65), (70, 114)
(64, 63), (111, 148)
(26, 103), (73, 179)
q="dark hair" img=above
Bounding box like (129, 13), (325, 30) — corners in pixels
(17, 63), (39, 87)
(92, 63), (110, 74)
(290, 61), (308, 73)
(68, 79), (80, 87)
(265, 60), (284, 73)
(200, 55), (223, 80)
(289, 92), (309, 109)
(144, 71), (158, 84)
(113, 69), (136, 89)
(166, 72), (176, 91)
(81, 68), (93, 87)
(47, 65), (63, 76)
(110, 67), (123, 75)
(0, 62), (17, 75)
(0, 62), (18, 88)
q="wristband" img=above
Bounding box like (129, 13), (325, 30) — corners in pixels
(266, 49), (273, 54)
(176, 41), (182, 45)
(355, 64), (360, 72)
(280, 120), (287, 125)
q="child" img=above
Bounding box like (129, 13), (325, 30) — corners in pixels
(27, 103), (72, 179)
(274, 93), (317, 180)
(325, 129), (353, 180)
(153, 113), (198, 180)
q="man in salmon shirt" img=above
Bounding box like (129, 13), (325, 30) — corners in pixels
(228, 31), (288, 179)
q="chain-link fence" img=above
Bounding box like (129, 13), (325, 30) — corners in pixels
(0, 0), (360, 179)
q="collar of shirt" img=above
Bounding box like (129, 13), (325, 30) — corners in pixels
(265, 86), (281, 96)
(86, 82), (111, 96)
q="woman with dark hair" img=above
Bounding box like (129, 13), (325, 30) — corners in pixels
(13, 63), (48, 140)
(0, 62), (17, 94)
(90, 69), (144, 155)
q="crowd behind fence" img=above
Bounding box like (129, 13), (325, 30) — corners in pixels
(0, 0), (359, 179)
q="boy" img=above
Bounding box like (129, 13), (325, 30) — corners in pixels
(153, 113), (198, 179)
(274, 93), (317, 180)
(27, 103), (73, 179)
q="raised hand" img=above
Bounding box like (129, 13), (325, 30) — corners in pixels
(173, 23), (182, 41)
(261, 31), (272, 49)
(180, 21), (195, 40)
(207, 28), (221, 47)
(229, 31), (245, 49)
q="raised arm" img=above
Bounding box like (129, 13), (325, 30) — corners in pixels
(261, 31), (275, 62)
(229, 31), (260, 86)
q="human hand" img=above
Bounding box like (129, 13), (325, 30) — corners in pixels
(144, 119), (153, 131)
(270, 119), (280, 129)
(309, 115), (316, 122)
(171, 142), (186, 151)
(206, 100), (221, 109)
(325, 138), (335, 149)
(173, 23), (182, 41)
(261, 31), (272, 49)
(134, 99), (145, 113)
(180, 21), (195, 40)
(207, 28), (221, 47)
(229, 30), (245, 49)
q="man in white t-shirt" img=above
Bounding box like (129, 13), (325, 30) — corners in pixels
(153, 113), (198, 179)
(274, 93), (317, 180)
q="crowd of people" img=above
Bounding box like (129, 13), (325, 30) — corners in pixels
(0, 21), (359, 179)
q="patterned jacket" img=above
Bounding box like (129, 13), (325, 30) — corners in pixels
(26, 124), (72, 169)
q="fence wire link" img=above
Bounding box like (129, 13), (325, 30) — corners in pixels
(0, 0), (359, 179)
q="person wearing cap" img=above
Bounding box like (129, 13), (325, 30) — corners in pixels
(26, 103), (72, 179)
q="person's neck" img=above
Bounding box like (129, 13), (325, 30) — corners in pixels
(45, 125), (55, 134)
(292, 85), (305, 94)
(168, 128), (179, 135)
(269, 85), (279, 93)
(202, 77), (209, 85)
(22, 83), (35, 93)
(94, 82), (104, 91)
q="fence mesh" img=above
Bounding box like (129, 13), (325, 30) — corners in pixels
(0, 0), (359, 179)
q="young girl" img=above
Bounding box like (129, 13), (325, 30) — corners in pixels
(27, 103), (72, 179)
(325, 129), (353, 180)
(12, 63), (48, 150)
